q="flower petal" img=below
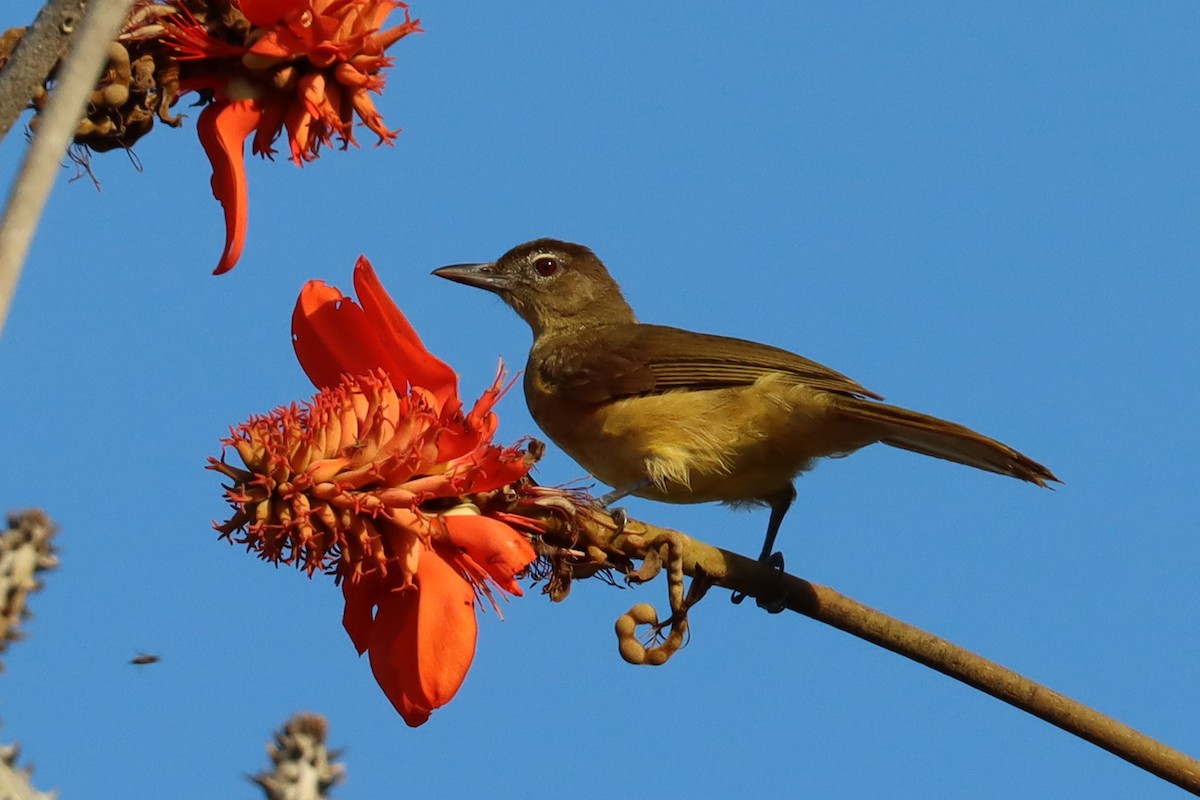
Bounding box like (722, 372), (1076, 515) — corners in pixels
(196, 99), (264, 274)
(467, 447), (532, 494)
(443, 515), (536, 596)
(291, 279), (402, 390)
(341, 573), (377, 656)
(349, 88), (396, 145)
(353, 256), (461, 413)
(237, 0), (299, 28)
(251, 97), (288, 157)
(368, 553), (477, 727)
(290, 259), (467, 414)
(291, 280), (362, 389)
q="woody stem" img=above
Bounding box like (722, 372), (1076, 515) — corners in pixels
(524, 503), (1200, 794)
(0, 0), (88, 142)
(0, 0), (136, 339)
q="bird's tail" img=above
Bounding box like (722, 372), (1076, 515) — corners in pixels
(834, 398), (1059, 487)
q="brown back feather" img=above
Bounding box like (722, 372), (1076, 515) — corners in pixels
(537, 324), (883, 404)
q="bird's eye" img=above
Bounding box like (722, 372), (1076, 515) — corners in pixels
(533, 257), (560, 277)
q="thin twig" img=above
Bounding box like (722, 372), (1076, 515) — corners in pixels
(0, 0), (136, 340)
(526, 504), (1200, 794)
(0, 0), (89, 143)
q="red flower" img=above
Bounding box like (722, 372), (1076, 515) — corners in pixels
(210, 256), (536, 726)
(162, 1), (421, 274)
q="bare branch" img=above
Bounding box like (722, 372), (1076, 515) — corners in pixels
(0, 0), (136, 339)
(516, 498), (1200, 794)
(0, 0), (89, 143)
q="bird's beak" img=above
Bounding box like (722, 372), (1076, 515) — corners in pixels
(432, 262), (510, 293)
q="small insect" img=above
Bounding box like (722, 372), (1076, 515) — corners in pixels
(130, 652), (161, 665)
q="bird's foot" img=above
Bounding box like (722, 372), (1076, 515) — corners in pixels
(730, 550), (787, 613)
(598, 480), (652, 535)
(755, 551), (787, 614)
(607, 506), (630, 535)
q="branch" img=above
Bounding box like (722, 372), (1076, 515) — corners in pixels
(0, 510), (59, 799)
(0, 0), (136, 339)
(514, 497), (1200, 794)
(0, 0), (89, 143)
(250, 713), (345, 800)
(0, 509), (59, 668)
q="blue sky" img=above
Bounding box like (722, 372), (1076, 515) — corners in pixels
(1, 2), (1198, 797)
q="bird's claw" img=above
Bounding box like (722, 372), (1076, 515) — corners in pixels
(731, 550), (787, 612)
(755, 551), (787, 613)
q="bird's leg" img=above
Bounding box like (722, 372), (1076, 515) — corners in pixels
(598, 478), (654, 534)
(598, 479), (652, 508)
(756, 486), (796, 563)
(732, 485), (796, 613)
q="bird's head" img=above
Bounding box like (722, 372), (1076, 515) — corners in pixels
(433, 238), (636, 336)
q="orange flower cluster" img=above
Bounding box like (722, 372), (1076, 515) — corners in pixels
(211, 257), (536, 726)
(161, 0), (421, 273)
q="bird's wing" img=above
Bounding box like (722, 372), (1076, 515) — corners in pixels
(536, 324), (883, 404)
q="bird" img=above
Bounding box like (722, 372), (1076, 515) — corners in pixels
(433, 238), (1058, 573)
